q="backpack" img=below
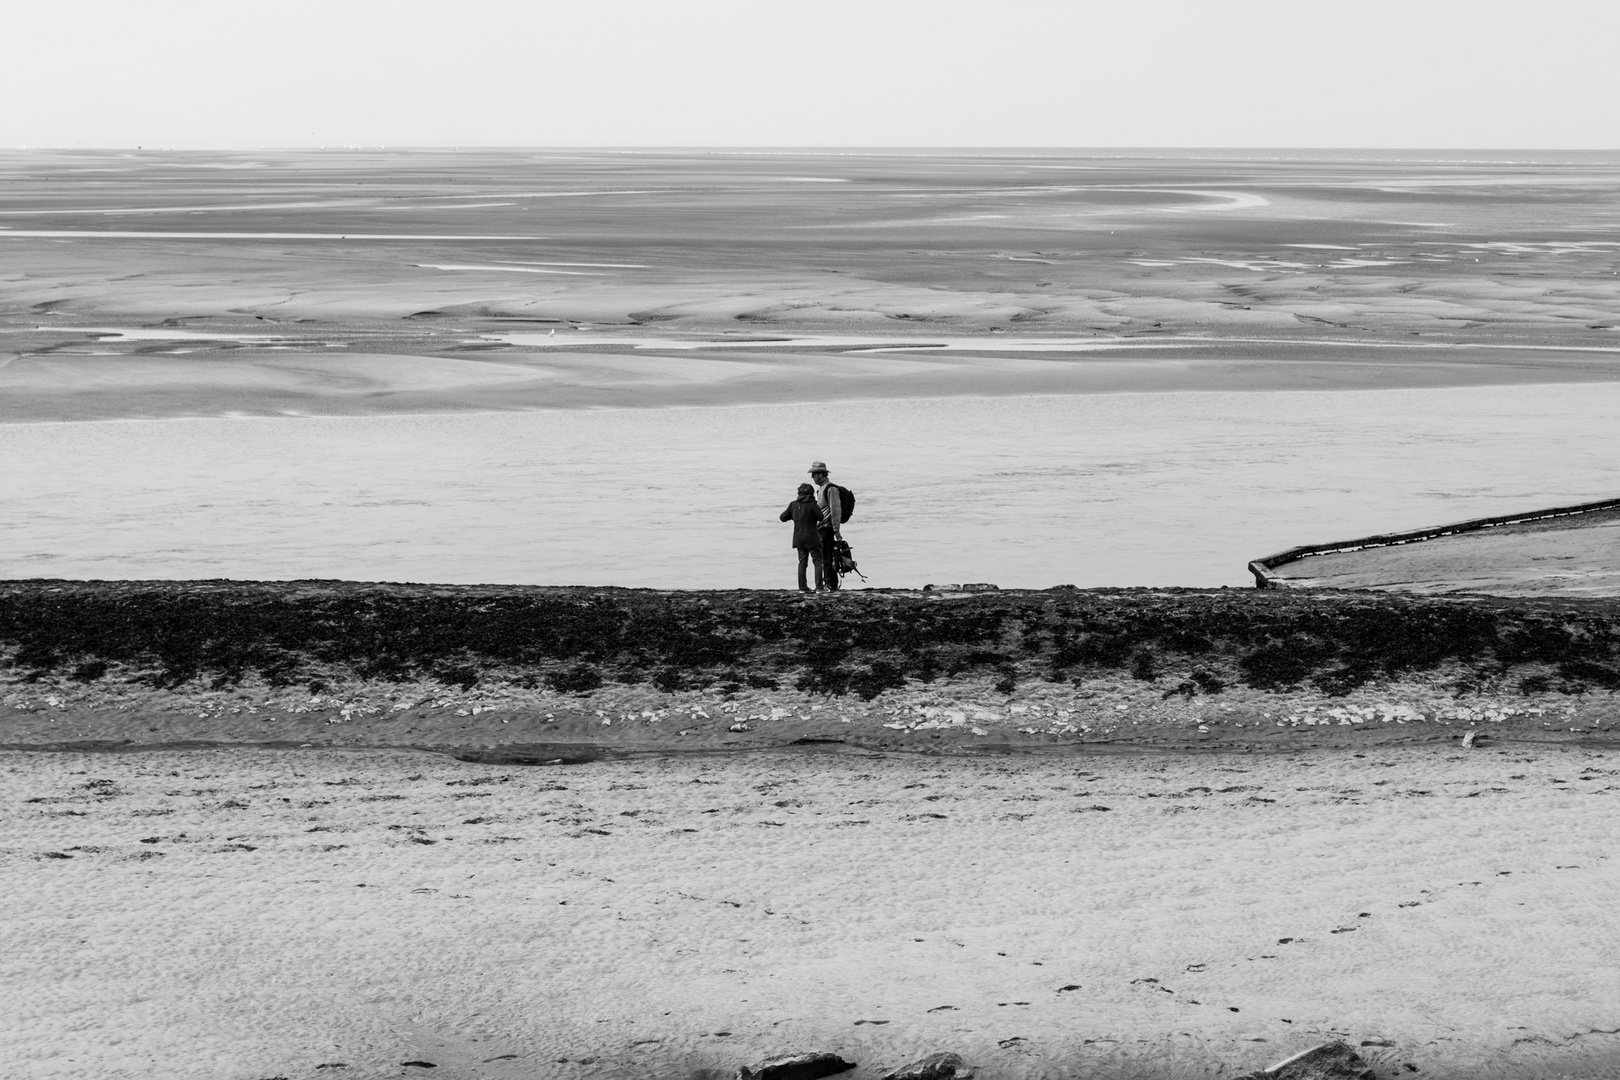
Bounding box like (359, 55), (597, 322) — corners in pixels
(834, 538), (867, 581)
(831, 484), (855, 524)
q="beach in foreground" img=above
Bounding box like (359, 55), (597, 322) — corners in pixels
(10, 741), (1620, 1080)
(6, 582), (1620, 1078)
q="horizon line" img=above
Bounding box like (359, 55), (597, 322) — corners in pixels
(5, 144), (1620, 156)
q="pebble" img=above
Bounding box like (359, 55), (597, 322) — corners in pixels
(879, 1051), (973, 1080)
(736, 1051), (857, 1080)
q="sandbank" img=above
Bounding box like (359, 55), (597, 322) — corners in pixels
(7, 327), (1620, 422)
(6, 149), (1620, 421)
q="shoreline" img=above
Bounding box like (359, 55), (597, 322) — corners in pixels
(12, 148), (1620, 1080)
(5, 581), (1619, 756)
(10, 367), (1620, 426)
(8, 580), (1620, 1079)
(10, 738), (1620, 1080)
(8, 332), (1620, 424)
(5, 708), (1618, 761)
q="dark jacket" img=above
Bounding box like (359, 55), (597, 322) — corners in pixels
(780, 496), (822, 549)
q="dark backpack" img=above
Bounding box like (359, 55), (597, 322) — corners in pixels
(831, 484), (855, 523)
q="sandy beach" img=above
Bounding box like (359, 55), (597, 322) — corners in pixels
(6, 582), (1620, 1078)
(6, 150), (1620, 1079)
(9, 739), (1620, 1080)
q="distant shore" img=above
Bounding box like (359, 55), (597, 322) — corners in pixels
(9, 323), (1620, 424)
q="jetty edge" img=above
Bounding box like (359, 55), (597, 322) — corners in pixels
(1250, 494), (1620, 589)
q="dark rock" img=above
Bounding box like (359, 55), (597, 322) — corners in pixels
(879, 1050), (973, 1079)
(736, 1052), (856, 1080)
(1233, 1041), (1377, 1080)
(6, 580), (1618, 707)
(451, 745), (612, 767)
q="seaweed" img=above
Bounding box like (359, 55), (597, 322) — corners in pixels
(1, 581), (1616, 700)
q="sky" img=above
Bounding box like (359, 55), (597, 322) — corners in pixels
(6, 0), (1619, 149)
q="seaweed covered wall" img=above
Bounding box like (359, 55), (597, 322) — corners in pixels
(5, 581), (1620, 703)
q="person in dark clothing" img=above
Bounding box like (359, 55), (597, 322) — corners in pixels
(809, 461), (843, 591)
(780, 482), (827, 591)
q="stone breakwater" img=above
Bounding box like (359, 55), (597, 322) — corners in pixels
(2, 580), (1618, 752)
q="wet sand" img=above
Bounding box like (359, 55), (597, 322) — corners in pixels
(8, 150), (1620, 590)
(5, 149), (1620, 422)
(1268, 507), (1620, 596)
(10, 333), (1620, 422)
(7, 152), (1620, 1078)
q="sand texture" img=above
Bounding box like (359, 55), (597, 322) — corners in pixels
(8, 742), (1620, 1080)
(7, 584), (1620, 1078)
(7, 151), (1620, 592)
(6, 384), (1620, 591)
(7, 150), (1620, 1077)
(1267, 507), (1620, 597)
(4, 150), (1620, 422)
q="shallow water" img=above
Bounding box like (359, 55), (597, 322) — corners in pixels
(488, 332), (1217, 353)
(6, 382), (1620, 589)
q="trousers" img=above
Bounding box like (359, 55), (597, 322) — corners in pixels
(819, 528), (841, 591)
(796, 545), (826, 591)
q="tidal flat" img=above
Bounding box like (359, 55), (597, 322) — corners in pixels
(4, 149), (1620, 587)
(6, 151), (1620, 1079)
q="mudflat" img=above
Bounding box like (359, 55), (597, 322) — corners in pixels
(4, 149), (1620, 422)
(7, 152), (1620, 1079)
(7, 151), (1620, 590)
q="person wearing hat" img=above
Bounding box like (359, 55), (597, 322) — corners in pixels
(779, 482), (827, 591)
(808, 461), (844, 591)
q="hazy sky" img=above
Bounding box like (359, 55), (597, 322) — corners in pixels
(7, 0), (1618, 148)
